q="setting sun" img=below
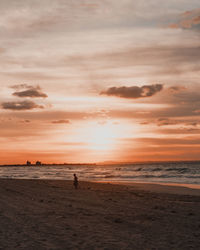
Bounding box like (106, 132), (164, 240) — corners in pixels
(85, 123), (118, 151)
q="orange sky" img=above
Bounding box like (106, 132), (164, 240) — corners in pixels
(0, 0), (200, 164)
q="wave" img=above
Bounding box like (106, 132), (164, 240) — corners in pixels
(0, 162), (200, 185)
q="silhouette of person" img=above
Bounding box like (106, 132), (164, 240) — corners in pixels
(73, 174), (78, 189)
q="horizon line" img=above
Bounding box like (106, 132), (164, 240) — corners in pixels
(1, 159), (200, 167)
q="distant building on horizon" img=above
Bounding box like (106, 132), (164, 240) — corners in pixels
(36, 161), (42, 166)
(26, 161), (31, 166)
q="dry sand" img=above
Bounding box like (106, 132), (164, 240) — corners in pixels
(0, 179), (200, 250)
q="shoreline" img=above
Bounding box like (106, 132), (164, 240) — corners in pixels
(94, 180), (200, 196)
(1, 177), (200, 195)
(0, 162), (199, 192)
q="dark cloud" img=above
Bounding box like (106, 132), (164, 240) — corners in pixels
(140, 117), (200, 127)
(52, 119), (70, 124)
(13, 89), (47, 98)
(156, 118), (176, 126)
(156, 118), (199, 127)
(101, 84), (163, 99)
(1, 100), (44, 111)
(19, 119), (31, 123)
(12, 84), (48, 98)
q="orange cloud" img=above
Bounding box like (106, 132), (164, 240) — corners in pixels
(52, 119), (70, 124)
(169, 8), (200, 29)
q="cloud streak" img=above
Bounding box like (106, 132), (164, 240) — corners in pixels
(52, 119), (70, 124)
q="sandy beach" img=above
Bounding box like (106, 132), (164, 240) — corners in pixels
(0, 179), (200, 250)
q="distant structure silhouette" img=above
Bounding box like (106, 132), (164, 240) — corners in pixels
(36, 161), (42, 166)
(26, 161), (31, 166)
(73, 174), (78, 189)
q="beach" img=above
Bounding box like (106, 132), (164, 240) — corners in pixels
(0, 179), (200, 249)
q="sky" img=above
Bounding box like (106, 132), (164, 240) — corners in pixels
(0, 0), (200, 164)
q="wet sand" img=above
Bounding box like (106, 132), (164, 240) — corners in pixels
(0, 179), (200, 249)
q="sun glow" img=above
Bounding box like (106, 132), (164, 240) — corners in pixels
(54, 120), (138, 162)
(85, 123), (118, 151)
(70, 120), (132, 153)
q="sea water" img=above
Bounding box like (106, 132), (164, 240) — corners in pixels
(0, 161), (200, 185)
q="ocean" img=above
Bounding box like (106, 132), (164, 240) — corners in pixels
(0, 161), (200, 185)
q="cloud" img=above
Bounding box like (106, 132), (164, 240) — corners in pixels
(11, 84), (32, 90)
(156, 118), (199, 127)
(118, 136), (200, 161)
(140, 117), (200, 127)
(169, 8), (200, 29)
(12, 84), (48, 98)
(19, 119), (31, 123)
(0, 48), (6, 53)
(101, 84), (163, 99)
(0, 3), (63, 38)
(156, 118), (176, 126)
(158, 128), (200, 135)
(0, 110), (88, 122)
(168, 86), (186, 93)
(1, 100), (44, 111)
(135, 137), (200, 146)
(52, 119), (70, 124)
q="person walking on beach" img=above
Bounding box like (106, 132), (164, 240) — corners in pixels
(73, 173), (78, 189)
